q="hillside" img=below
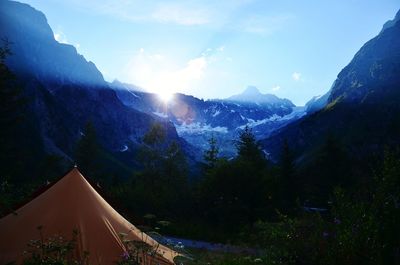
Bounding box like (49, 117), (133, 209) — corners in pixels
(262, 10), (400, 163)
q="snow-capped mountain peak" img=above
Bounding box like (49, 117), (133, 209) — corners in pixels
(226, 86), (293, 105)
(242, 86), (262, 96)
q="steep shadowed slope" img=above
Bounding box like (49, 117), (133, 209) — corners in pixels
(261, 10), (400, 163)
(0, 0), (188, 177)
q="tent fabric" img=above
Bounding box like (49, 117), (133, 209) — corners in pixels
(0, 168), (178, 265)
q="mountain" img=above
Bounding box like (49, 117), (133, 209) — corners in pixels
(110, 79), (146, 93)
(227, 86), (294, 106)
(0, 0), (187, 176)
(380, 9), (400, 33)
(261, 10), (400, 162)
(112, 85), (303, 156)
(305, 90), (330, 114)
(0, 0), (301, 167)
(0, 1), (103, 86)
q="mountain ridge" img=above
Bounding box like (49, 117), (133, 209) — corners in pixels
(261, 10), (400, 162)
(111, 84), (303, 156)
(226, 85), (294, 106)
(0, 0), (193, 175)
(0, 1), (104, 86)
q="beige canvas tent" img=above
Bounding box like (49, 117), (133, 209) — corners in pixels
(0, 168), (178, 265)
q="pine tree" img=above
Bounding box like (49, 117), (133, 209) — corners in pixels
(0, 40), (24, 129)
(163, 140), (188, 200)
(204, 135), (219, 169)
(75, 121), (101, 177)
(134, 122), (189, 215)
(236, 126), (265, 165)
(0, 39), (26, 179)
(138, 123), (166, 173)
(373, 149), (400, 264)
(314, 134), (350, 194)
(279, 139), (297, 210)
(280, 140), (294, 179)
(143, 122), (166, 146)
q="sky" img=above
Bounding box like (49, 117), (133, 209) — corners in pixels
(18, 0), (400, 105)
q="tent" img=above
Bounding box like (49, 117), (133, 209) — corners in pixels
(0, 168), (178, 265)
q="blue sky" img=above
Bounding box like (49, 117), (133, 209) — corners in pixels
(18, 0), (399, 105)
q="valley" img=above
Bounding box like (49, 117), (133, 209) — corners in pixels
(1, 1), (400, 264)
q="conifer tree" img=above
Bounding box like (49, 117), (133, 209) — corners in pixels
(313, 134), (350, 194)
(0, 39), (26, 179)
(204, 135), (219, 169)
(279, 139), (297, 210)
(236, 126), (265, 166)
(75, 121), (101, 177)
(133, 122), (189, 215)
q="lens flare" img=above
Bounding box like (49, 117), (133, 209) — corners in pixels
(158, 91), (173, 103)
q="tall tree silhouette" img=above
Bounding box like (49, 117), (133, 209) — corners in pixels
(0, 40), (26, 180)
(236, 126), (265, 166)
(75, 121), (101, 177)
(279, 139), (298, 210)
(133, 122), (189, 216)
(204, 135), (219, 169)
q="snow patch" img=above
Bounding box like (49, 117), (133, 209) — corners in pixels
(212, 110), (221, 117)
(262, 149), (270, 157)
(239, 107), (306, 129)
(239, 114), (280, 129)
(128, 90), (140, 98)
(314, 95), (322, 100)
(176, 122), (228, 135)
(153, 111), (168, 118)
(278, 106), (306, 121)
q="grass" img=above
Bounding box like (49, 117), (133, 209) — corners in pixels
(174, 248), (263, 265)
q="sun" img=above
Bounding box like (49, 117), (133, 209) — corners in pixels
(158, 91), (174, 103)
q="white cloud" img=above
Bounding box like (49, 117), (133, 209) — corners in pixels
(181, 57), (207, 79)
(202, 46), (225, 58)
(67, 0), (213, 26)
(149, 54), (164, 60)
(60, 0), (281, 30)
(53, 30), (80, 50)
(240, 14), (293, 35)
(151, 4), (210, 25)
(292, 72), (301, 81)
(272, 85), (281, 91)
(123, 47), (216, 95)
(54, 31), (68, 44)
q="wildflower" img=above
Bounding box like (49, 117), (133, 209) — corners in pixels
(121, 251), (130, 260)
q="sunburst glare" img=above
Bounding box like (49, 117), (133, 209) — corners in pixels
(158, 91), (174, 103)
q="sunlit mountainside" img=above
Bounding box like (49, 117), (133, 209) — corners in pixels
(1, 0), (309, 160)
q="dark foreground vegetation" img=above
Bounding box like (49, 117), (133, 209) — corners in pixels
(1, 43), (400, 264)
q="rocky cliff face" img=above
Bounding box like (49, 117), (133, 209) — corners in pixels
(261, 11), (400, 162)
(0, 1), (104, 86)
(328, 13), (400, 105)
(0, 0), (186, 168)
